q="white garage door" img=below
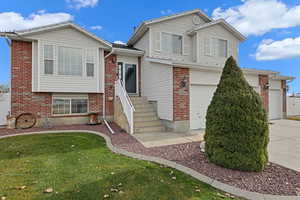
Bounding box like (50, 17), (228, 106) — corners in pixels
(269, 89), (282, 120)
(0, 93), (10, 126)
(190, 85), (217, 130)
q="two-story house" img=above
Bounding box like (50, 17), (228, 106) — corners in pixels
(0, 9), (293, 134)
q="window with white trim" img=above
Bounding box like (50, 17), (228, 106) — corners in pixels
(161, 32), (183, 54)
(218, 39), (228, 58)
(52, 97), (88, 115)
(57, 46), (83, 76)
(86, 49), (95, 77)
(44, 45), (54, 74)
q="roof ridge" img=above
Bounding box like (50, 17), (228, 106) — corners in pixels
(16, 20), (73, 33)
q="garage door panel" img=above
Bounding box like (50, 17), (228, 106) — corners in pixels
(190, 85), (216, 130)
(269, 89), (282, 120)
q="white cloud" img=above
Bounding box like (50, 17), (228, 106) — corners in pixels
(90, 25), (102, 30)
(160, 9), (173, 15)
(0, 11), (73, 31)
(113, 40), (126, 45)
(255, 37), (300, 60)
(212, 0), (300, 36)
(66, 0), (98, 9)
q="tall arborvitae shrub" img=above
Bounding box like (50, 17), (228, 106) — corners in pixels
(204, 56), (269, 172)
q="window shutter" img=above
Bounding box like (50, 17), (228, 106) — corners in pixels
(183, 36), (189, 55)
(204, 37), (210, 56)
(154, 32), (161, 51)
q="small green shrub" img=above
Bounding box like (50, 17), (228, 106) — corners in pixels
(204, 56), (269, 172)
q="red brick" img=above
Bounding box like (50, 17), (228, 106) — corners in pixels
(173, 67), (189, 121)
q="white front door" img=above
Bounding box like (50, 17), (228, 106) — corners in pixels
(269, 89), (282, 120)
(190, 85), (217, 130)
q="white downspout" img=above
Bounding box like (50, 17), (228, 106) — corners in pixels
(103, 49), (115, 134)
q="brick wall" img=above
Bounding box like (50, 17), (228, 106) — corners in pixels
(259, 75), (269, 112)
(11, 40), (113, 124)
(88, 93), (103, 114)
(104, 53), (117, 117)
(173, 67), (189, 121)
(11, 40), (52, 119)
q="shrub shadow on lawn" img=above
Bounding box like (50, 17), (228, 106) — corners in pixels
(0, 132), (104, 160)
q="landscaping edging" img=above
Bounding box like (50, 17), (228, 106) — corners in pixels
(1, 130), (299, 200)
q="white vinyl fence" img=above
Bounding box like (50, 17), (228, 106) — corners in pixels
(287, 96), (300, 116)
(0, 93), (10, 125)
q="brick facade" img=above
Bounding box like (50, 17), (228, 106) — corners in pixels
(11, 40), (52, 119)
(104, 53), (117, 117)
(88, 93), (103, 114)
(173, 67), (190, 121)
(259, 75), (269, 113)
(10, 40), (117, 126)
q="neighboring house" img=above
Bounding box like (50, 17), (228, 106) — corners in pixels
(0, 92), (10, 126)
(287, 95), (300, 116)
(0, 9), (294, 133)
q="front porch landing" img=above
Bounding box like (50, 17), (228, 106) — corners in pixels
(133, 131), (204, 148)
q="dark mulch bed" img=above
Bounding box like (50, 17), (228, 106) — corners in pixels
(107, 124), (300, 196)
(1, 123), (300, 196)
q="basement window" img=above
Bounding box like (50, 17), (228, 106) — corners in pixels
(52, 96), (88, 115)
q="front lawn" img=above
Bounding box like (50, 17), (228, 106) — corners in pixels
(0, 132), (240, 200)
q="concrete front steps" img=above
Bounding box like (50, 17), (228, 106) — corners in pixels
(130, 96), (165, 134)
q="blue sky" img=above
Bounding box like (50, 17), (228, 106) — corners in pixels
(0, 0), (300, 93)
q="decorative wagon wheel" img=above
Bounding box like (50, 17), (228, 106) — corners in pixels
(15, 113), (37, 129)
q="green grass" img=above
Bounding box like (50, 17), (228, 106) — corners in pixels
(0, 132), (241, 200)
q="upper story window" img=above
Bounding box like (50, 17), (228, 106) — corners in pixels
(204, 38), (229, 58)
(58, 46), (83, 76)
(161, 32), (183, 54)
(218, 39), (228, 58)
(44, 45), (54, 75)
(42, 43), (98, 77)
(86, 49), (95, 77)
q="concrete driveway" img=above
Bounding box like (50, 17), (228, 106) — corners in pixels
(269, 119), (300, 172)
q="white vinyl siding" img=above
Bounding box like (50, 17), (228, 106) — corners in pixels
(30, 27), (105, 93)
(150, 14), (200, 61)
(196, 24), (240, 67)
(141, 59), (173, 120)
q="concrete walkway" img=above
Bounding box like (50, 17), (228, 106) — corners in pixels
(133, 131), (204, 148)
(269, 119), (300, 172)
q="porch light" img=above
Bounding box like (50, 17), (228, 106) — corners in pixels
(180, 76), (188, 88)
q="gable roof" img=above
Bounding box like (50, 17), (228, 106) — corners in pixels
(0, 21), (112, 49)
(187, 19), (246, 41)
(128, 9), (212, 45)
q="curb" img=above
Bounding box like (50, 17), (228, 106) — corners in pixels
(1, 130), (299, 200)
